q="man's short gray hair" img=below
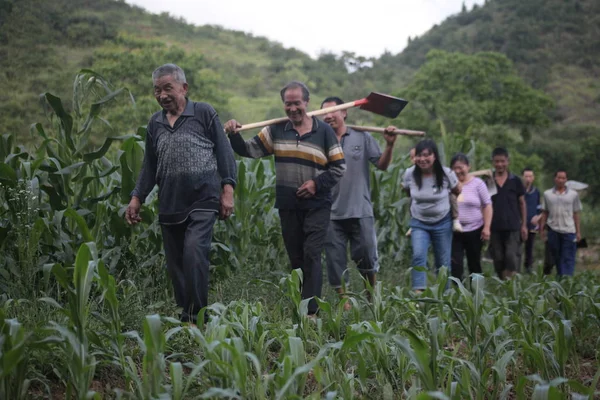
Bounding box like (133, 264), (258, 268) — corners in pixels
(152, 63), (187, 84)
(280, 81), (310, 102)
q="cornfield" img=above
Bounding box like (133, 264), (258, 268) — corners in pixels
(0, 71), (599, 399)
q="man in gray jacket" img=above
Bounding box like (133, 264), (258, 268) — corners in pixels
(126, 64), (237, 325)
(320, 96), (397, 307)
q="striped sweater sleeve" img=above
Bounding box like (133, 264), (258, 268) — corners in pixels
(314, 128), (346, 193)
(205, 109), (237, 188)
(228, 126), (274, 159)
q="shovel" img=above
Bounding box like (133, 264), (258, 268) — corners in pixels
(565, 180), (589, 191)
(471, 169), (497, 197)
(347, 125), (425, 136)
(238, 92), (408, 132)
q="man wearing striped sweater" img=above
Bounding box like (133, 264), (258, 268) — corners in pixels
(224, 81), (346, 317)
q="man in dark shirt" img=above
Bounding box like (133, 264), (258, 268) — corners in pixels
(224, 81), (346, 318)
(522, 168), (542, 273)
(126, 63), (237, 326)
(489, 147), (527, 280)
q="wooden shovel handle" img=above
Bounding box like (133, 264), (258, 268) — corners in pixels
(347, 125), (425, 136)
(238, 117), (289, 132)
(471, 169), (493, 177)
(238, 99), (366, 132)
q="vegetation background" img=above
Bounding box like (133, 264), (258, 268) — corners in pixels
(1, 0), (599, 398)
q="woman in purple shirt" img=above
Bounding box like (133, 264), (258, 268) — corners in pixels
(450, 153), (493, 281)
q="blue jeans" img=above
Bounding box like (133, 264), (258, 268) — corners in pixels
(410, 213), (453, 290)
(547, 228), (577, 276)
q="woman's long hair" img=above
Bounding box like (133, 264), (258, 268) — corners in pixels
(413, 139), (447, 189)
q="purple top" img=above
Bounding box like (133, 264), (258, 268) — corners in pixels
(456, 177), (491, 232)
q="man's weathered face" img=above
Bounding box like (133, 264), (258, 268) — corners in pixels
(283, 87), (308, 125)
(554, 171), (567, 188)
(153, 74), (188, 114)
(493, 155), (509, 174)
(322, 101), (346, 131)
(523, 170), (535, 186)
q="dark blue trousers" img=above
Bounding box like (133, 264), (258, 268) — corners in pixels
(547, 228), (577, 276)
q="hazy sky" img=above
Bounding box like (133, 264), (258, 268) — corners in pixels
(125, 0), (484, 58)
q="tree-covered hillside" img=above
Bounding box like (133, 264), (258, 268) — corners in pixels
(0, 0), (400, 142)
(389, 0), (600, 125)
(1, 0), (599, 193)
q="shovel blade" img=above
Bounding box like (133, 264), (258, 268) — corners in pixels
(360, 92), (408, 118)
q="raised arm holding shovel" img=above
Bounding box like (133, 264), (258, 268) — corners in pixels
(224, 81), (346, 319)
(224, 85), (414, 316)
(318, 96), (414, 308)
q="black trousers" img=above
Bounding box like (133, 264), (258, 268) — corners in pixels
(543, 236), (557, 275)
(451, 227), (483, 281)
(490, 230), (521, 277)
(161, 211), (217, 323)
(524, 232), (536, 272)
(279, 207), (330, 315)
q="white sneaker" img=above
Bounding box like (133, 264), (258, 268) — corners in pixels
(453, 219), (463, 232)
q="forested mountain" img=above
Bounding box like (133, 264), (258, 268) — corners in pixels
(1, 0), (599, 194)
(0, 0), (392, 139)
(3, 0), (598, 128)
(388, 0), (600, 125)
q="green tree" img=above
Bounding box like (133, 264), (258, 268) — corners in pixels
(90, 35), (229, 139)
(577, 134), (600, 205)
(396, 50), (554, 137)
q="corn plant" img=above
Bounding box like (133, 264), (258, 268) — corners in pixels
(39, 242), (101, 400)
(0, 309), (32, 400)
(119, 314), (182, 399)
(92, 260), (130, 390)
(1, 69), (599, 400)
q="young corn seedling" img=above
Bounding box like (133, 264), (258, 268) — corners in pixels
(0, 311), (34, 400)
(93, 261), (129, 385)
(120, 314), (182, 399)
(274, 339), (330, 400)
(256, 269), (308, 328)
(223, 301), (274, 368)
(314, 297), (346, 342)
(544, 318), (574, 378)
(202, 336), (264, 398)
(40, 242), (100, 400)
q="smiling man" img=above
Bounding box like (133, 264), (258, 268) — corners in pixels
(224, 81), (346, 317)
(489, 147), (527, 280)
(539, 170), (582, 277)
(320, 96), (397, 307)
(126, 63), (237, 326)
